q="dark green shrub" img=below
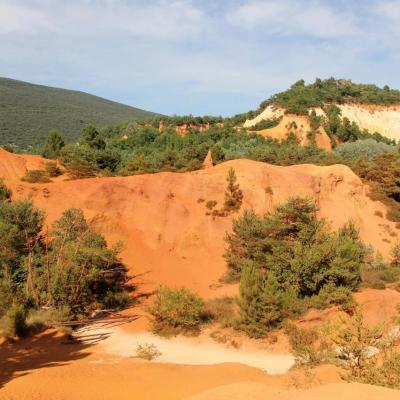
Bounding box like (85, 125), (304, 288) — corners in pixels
(45, 162), (62, 177)
(205, 200), (217, 210)
(237, 266), (283, 338)
(226, 197), (365, 337)
(0, 178), (12, 201)
(251, 117), (282, 131)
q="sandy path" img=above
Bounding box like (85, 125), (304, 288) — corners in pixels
(75, 325), (294, 375)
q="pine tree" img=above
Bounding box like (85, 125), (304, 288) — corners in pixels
(237, 265), (283, 338)
(224, 167), (243, 212)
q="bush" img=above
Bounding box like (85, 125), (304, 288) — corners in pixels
(205, 200), (217, 210)
(0, 304), (28, 338)
(361, 253), (400, 289)
(205, 297), (236, 328)
(250, 117), (282, 131)
(360, 351), (400, 389)
(0, 178), (12, 201)
(136, 343), (162, 360)
(25, 308), (58, 331)
(146, 287), (207, 335)
(45, 162), (62, 177)
(102, 290), (131, 310)
(65, 158), (97, 179)
(334, 139), (396, 161)
(285, 323), (331, 366)
(21, 169), (51, 183)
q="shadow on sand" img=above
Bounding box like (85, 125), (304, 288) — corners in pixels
(0, 330), (91, 389)
(0, 313), (140, 389)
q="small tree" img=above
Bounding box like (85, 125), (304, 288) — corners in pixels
(42, 130), (65, 159)
(390, 243), (400, 266)
(223, 168), (243, 212)
(331, 311), (384, 377)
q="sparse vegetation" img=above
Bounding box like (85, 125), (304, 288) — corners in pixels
(21, 169), (52, 183)
(250, 117), (282, 131)
(135, 343), (162, 360)
(205, 200), (218, 210)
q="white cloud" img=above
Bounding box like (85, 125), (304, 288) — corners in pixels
(1, 0), (400, 116)
(226, 0), (358, 38)
(0, 0), (207, 39)
(376, 0), (400, 19)
(0, 2), (55, 34)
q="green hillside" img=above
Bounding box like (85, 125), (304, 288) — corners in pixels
(0, 77), (157, 148)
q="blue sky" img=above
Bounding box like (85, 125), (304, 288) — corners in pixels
(1, 0), (400, 116)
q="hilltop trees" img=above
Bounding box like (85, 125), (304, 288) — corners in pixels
(265, 78), (400, 115)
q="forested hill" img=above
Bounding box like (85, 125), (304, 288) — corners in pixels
(262, 78), (400, 115)
(0, 77), (157, 148)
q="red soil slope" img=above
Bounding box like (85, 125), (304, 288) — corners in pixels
(0, 149), (398, 297)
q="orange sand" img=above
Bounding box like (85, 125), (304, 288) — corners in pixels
(0, 148), (398, 298)
(1, 148), (400, 398)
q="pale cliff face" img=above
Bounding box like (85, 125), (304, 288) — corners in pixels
(337, 104), (400, 141)
(247, 103), (400, 145)
(243, 106), (331, 150)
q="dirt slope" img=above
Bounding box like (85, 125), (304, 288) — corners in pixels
(244, 105), (332, 150)
(0, 149), (398, 297)
(247, 103), (400, 144)
(0, 148), (48, 181)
